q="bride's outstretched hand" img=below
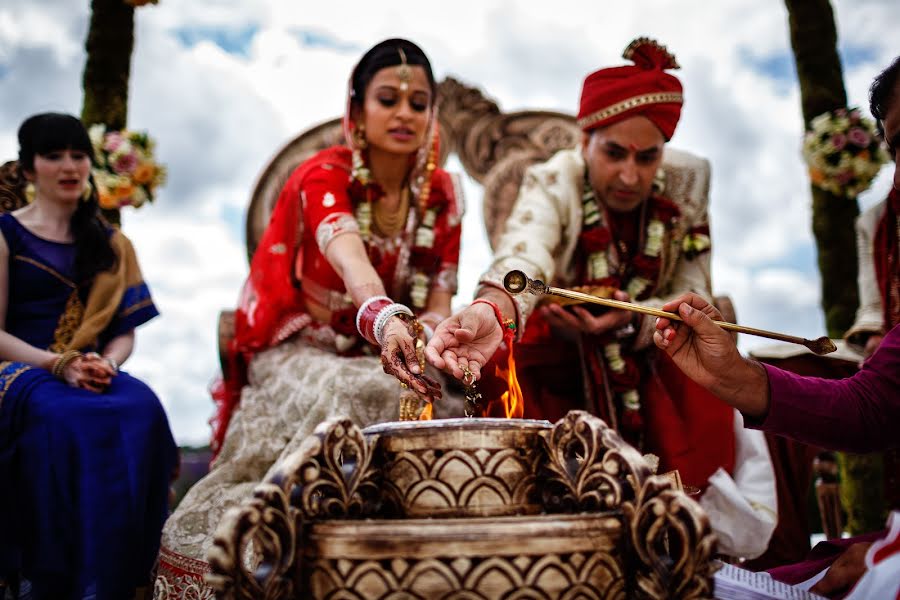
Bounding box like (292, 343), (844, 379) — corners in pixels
(380, 316), (442, 403)
(425, 302), (503, 382)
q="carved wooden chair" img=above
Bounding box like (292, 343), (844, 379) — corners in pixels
(0, 161), (28, 214)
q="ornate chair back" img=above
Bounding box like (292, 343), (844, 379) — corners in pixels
(0, 161), (28, 214)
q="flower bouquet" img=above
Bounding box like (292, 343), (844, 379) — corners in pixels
(88, 124), (166, 210)
(802, 107), (889, 198)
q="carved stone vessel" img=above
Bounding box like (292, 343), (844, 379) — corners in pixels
(207, 411), (717, 599)
(365, 417), (549, 518)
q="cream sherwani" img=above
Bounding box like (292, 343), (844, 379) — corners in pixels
(845, 199), (887, 350)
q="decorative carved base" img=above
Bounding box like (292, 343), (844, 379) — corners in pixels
(208, 412), (716, 600)
(307, 515), (625, 599)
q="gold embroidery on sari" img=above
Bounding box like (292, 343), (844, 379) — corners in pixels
(118, 297), (154, 319)
(14, 255), (77, 288)
(0, 362), (34, 407)
(50, 290), (85, 352)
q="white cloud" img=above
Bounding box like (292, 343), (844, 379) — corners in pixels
(2, 0), (898, 444)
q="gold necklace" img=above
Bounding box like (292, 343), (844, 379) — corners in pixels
(372, 186), (409, 237)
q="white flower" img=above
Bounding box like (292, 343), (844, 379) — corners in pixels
(627, 277), (650, 299)
(88, 124), (105, 148)
(645, 219), (665, 257)
(588, 252), (609, 280)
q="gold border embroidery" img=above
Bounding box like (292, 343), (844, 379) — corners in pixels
(14, 256), (76, 288)
(119, 297), (154, 319)
(577, 92), (684, 130)
(50, 290), (85, 353)
(0, 362), (34, 407)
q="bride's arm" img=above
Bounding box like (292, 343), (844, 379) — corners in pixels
(324, 232), (440, 400)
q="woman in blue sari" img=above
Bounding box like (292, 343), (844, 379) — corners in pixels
(0, 113), (177, 599)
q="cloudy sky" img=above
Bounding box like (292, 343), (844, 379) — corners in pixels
(2, 0), (897, 446)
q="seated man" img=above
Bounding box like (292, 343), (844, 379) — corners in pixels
(427, 38), (776, 558)
(844, 192), (895, 358)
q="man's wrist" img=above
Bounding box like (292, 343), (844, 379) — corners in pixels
(712, 356), (770, 418)
(475, 288), (517, 328)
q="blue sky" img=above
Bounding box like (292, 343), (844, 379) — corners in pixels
(1, 0), (897, 446)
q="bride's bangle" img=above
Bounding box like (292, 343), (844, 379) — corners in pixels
(373, 304), (414, 347)
(356, 296), (392, 345)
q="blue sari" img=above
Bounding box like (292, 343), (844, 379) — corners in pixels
(0, 213), (178, 600)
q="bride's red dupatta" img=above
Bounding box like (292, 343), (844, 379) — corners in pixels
(209, 147), (352, 456)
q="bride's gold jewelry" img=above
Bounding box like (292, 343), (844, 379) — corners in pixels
(397, 48), (411, 92)
(461, 365), (482, 418)
(372, 186), (409, 237)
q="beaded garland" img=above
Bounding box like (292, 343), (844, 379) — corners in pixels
(351, 141), (442, 310)
(576, 171), (683, 442)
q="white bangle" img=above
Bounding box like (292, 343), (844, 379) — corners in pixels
(373, 303), (414, 346)
(104, 356), (119, 373)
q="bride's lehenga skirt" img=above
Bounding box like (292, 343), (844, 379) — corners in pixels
(153, 339), (460, 598)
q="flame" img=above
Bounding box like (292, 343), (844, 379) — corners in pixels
(496, 348), (524, 419)
(419, 401), (433, 421)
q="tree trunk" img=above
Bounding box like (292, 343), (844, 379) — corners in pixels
(785, 0), (857, 338)
(81, 0), (135, 224)
(785, 0), (884, 536)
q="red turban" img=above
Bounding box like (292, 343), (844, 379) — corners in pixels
(577, 38), (684, 140)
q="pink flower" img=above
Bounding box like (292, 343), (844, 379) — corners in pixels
(831, 133), (847, 151)
(113, 152), (138, 174)
(103, 132), (124, 152)
(847, 127), (870, 147)
(835, 170), (854, 185)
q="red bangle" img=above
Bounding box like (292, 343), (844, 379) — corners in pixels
(471, 299), (517, 339)
(356, 296), (392, 345)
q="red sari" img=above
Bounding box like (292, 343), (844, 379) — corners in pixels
(210, 146), (461, 454)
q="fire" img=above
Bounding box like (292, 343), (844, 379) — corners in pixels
(496, 347), (524, 419)
(419, 401), (433, 421)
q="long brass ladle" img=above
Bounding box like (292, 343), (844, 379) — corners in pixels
(502, 270), (836, 356)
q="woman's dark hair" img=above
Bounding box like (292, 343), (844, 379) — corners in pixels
(350, 38), (436, 108)
(17, 112), (116, 284)
(870, 55), (900, 146)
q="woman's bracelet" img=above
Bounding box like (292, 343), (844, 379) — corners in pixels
(51, 350), (83, 379)
(104, 356), (119, 373)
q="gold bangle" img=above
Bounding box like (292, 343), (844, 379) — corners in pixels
(51, 350), (83, 379)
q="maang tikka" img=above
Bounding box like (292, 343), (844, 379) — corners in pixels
(397, 48), (411, 92)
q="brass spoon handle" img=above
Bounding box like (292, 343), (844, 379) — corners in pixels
(547, 286), (807, 346)
(502, 270), (836, 356)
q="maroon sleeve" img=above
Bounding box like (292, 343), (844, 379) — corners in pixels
(748, 324), (900, 452)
